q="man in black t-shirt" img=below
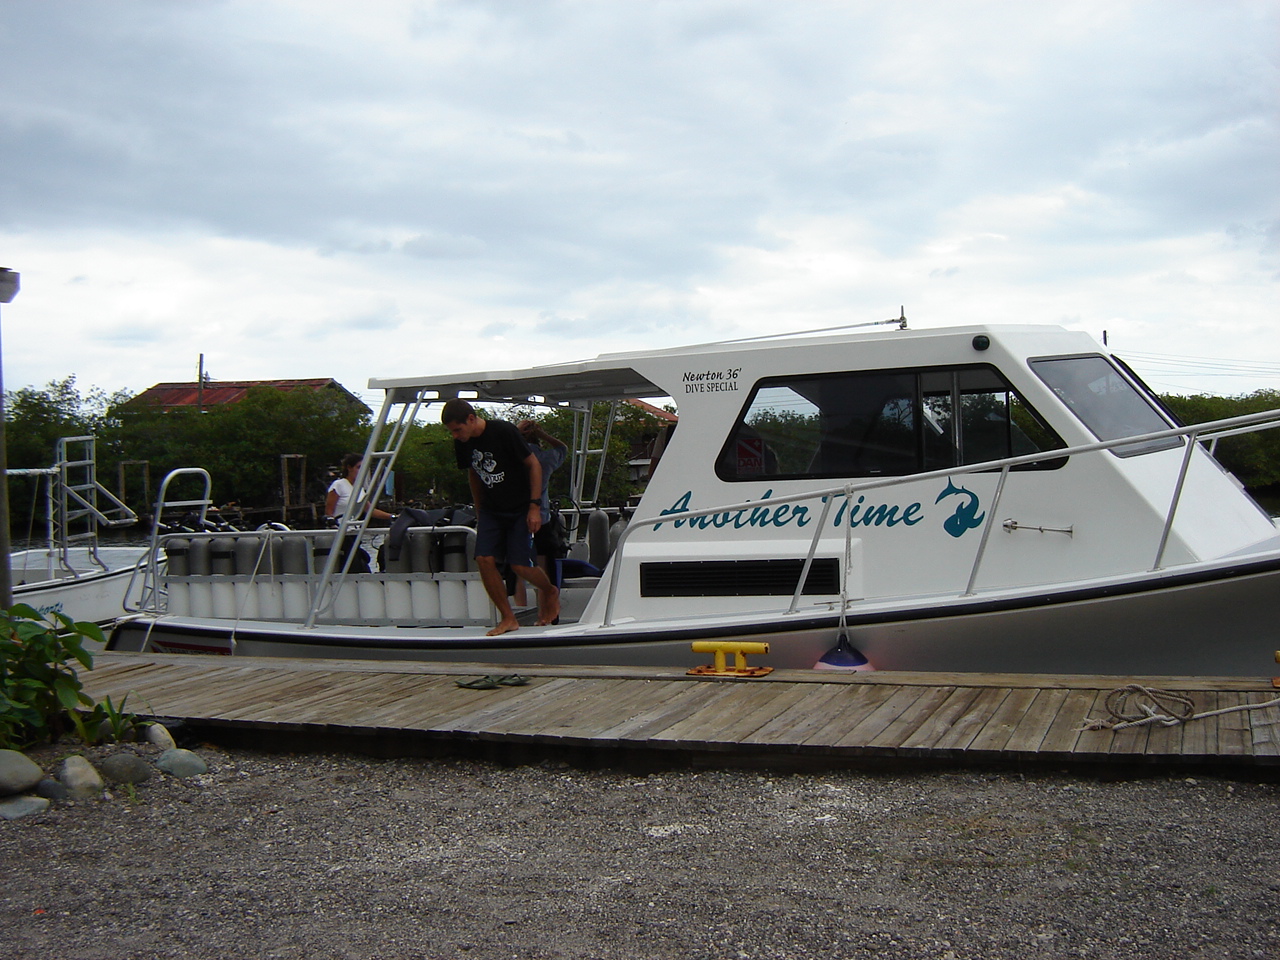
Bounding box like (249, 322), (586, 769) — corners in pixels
(442, 398), (560, 635)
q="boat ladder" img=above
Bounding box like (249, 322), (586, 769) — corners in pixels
(6, 436), (138, 579)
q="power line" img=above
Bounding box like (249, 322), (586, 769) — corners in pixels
(1121, 351), (1280, 378)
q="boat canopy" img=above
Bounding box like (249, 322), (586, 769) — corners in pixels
(368, 360), (664, 407)
(363, 318), (1009, 407)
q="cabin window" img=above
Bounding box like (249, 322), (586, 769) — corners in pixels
(1030, 355), (1180, 457)
(716, 365), (1065, 481)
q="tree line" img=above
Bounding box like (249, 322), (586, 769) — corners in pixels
(2, 377), (671, 536)
(3, 377), (1278, 538)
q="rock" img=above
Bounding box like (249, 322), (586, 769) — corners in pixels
(99, 752), (154, 784)
(35, 778), (70, 802)
(60, 755), (105, 800)
(0, 749), (44, 796)
(0, 794), (50, 820)
(145, 722), (177, 751)
(156, 748), (208, 777)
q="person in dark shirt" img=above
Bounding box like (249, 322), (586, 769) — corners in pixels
(513, 419), (568, 607)
(442, 398), (560, 635)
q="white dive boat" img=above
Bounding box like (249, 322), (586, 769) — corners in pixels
(108, 321), (1280, 675)
(8, 436), (147, 623)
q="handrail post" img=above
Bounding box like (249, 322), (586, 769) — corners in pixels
(787, 488), (839, 615)
(963, 465), (1010, 597)
(1152, 424), (1202, 572)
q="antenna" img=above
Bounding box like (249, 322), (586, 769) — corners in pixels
(718, 309), (910, 347)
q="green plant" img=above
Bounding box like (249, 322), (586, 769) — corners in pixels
(0, 603), (104, 749)
(68, 692), (144, 745)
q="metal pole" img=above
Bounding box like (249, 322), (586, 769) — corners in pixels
(0, 267), (21, 608)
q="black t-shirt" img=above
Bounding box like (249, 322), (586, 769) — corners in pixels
(454, 419), (533, 513)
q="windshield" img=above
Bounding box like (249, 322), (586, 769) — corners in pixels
(1029, 355), (1180, 456)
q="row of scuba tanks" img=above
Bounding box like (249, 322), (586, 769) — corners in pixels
(161, 529), (488, 622)
(162, 529), (476, 577)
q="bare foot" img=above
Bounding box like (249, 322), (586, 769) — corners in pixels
(486, 618), (520, 637)
(535, 586), (560, 626)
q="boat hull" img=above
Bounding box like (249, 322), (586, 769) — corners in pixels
(12, 547), (150, 625)
(108, 552), (1280, 676)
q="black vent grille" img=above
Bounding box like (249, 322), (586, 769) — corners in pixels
(639, 558), (840, 598)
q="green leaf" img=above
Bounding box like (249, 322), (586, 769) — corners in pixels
(72, 621), (106, 645)
(53, 677), (85, 711)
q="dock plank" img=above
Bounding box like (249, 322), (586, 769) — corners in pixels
(536, 679), (689, 742)
(336, 675), (467, 728)
(90, 666), (263, 716)
(823, 686), (935, 749)
(651, 681), (810, 746)
(1036, 689), (1102, 756)
(927, 687), (1010, 753)
(595, 681), (742, 743)
(445, 678), (627, 737)
(707, 683), (838, 745)
(866, 686), (959, 752)
(1003, 688), (1069, 755)
(1217, 693), (1253, 757)
(81, 662), (217, 702)
(1142, 706), (1186, 759)
(739, 682), (884, 746)
(424, 677), (577, 731)
(1249, 698), (1280, 757)
(965, 687), (1043, 755)
(795, 684), (907, 746)
(275, 673), (461, 730)
(1106, 712), (1154, 757)
(232, 675), (396, 728)
(896, 686), (985, 751)
(1180, 691), (1217, 759)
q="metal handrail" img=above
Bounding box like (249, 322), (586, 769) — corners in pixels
(128, 467), (215, 613)
(600, 407), (1280, 627)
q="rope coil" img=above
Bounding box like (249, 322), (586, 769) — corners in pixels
(1080, 683), (1280, 731)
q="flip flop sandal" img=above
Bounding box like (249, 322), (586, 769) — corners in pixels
(495, 674), (529, 686)
(455, 676), (500, 690)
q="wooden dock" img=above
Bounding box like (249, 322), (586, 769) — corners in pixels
(79, 652), (1280, 774)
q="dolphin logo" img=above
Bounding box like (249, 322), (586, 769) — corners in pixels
(935, 480), (985, 538)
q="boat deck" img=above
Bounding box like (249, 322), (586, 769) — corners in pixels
(79, 652), (1280, 774)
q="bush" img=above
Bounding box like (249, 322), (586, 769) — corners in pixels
(0, 604), (104, 749)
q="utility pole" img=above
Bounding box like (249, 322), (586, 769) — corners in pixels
(0, 267), (21, 608)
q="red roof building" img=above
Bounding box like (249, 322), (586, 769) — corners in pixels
(130, 378), (368, 413)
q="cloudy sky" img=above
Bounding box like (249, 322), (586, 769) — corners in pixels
(1, 0), (1277, 407)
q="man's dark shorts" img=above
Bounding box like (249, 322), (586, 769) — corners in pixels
(475, 510), (536, 568)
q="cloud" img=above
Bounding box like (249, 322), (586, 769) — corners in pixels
(0, 0), (1275, 402)
(401, 232), (487, 260)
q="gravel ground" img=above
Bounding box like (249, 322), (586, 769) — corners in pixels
(2, 741), (1278, 960)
